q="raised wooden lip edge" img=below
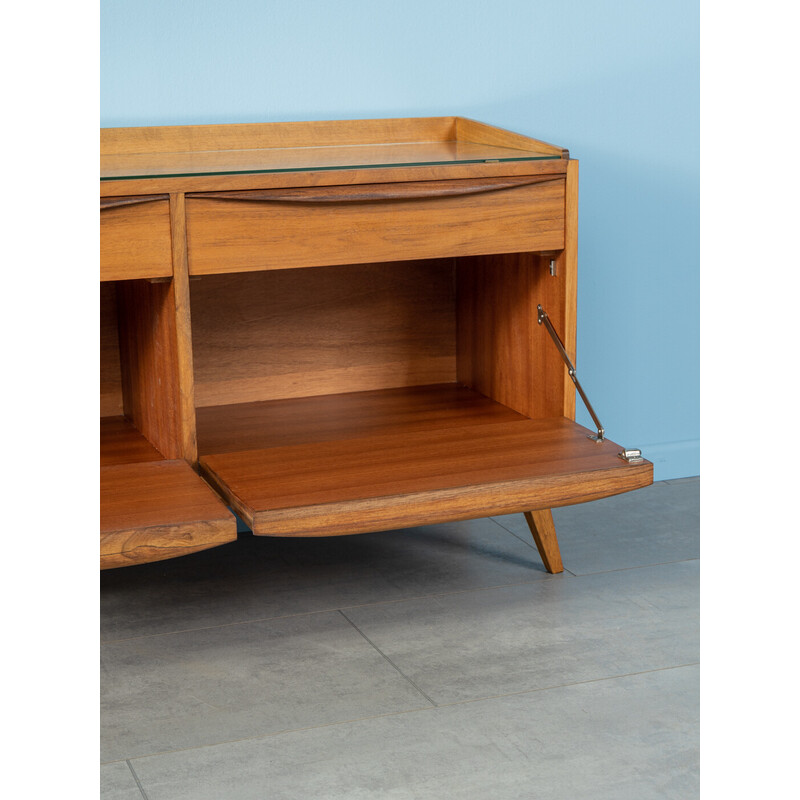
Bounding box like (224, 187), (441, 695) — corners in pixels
(100, 116), (566, 157)
(101, 116), (461, 155)
(100, 117), (570, 196)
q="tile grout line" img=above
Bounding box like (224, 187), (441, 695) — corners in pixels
(488, 514), (700, 579)
(107, 662), (699, 766)
(560, 557), (699, 577)
(337, 608), (439, 708)
(101, 575), (567, 645)
(126, 759), (150, 800)
(101, 558), (697, 646)
(488, 516), (539, 552)
(487, 517), (578, 576)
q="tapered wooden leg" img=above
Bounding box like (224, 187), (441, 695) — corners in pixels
(523, 509), (564, 574)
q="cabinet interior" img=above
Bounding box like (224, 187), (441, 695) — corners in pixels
(190, 252), (572, 459)
(100, 278), (186, 463)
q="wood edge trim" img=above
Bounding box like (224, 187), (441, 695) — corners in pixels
(100, 160), (569, 196)
(454, 117), (567, 157)
(562, 159), (579, 419)
(100, 194), (169, 210)
(101, 117), (459, 156)
(100, 267), (173, 283)
(243, 462), (654, 537)
(185, 175), (564, 204)
(100, 518), (237, 569)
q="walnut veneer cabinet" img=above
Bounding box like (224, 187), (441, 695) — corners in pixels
(100, 116), (653, 571)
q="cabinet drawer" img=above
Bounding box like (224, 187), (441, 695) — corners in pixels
(100, 195), (173, 281)
(185, 176), (566, 275)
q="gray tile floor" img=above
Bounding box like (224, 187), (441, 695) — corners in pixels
(101, 477), (699, 799)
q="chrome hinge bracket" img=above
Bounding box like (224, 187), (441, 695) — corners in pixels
(618, 448), (644, 464)
(549, 258), (557, 277)
(537, 304), (605, 443)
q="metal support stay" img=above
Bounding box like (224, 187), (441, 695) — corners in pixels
(537, 304), (605, 443)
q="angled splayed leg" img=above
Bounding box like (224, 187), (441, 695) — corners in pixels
(523, 509), (564, 574)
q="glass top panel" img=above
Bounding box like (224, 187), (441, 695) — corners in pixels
(101, 140), (560, 181)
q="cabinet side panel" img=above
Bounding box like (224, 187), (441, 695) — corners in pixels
(100, 283), (124, 417)
(190, 260), (457, 407)
(560, 160), (578, 419)
(116, 280), (183, 459)
(456, 252), (570, 419)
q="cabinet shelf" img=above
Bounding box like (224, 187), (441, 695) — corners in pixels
(197, 384), (652, 538)
(195, 383), (525, 453)
(100, 416), (165, 466)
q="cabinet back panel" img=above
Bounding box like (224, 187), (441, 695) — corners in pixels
(190, 260), (457, 407)
(100, 283), (124, 417)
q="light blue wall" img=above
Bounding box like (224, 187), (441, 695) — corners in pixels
(101, 0), (699, 480)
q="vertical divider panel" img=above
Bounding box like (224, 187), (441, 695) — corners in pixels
(168, 192), (199, 464)
(115, 193), (199, 463)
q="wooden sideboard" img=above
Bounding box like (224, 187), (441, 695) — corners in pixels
(100, 116), (653, 571)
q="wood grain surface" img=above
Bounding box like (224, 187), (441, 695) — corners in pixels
(100, 160), (568, 198)
(168, 192), (199, 463)
(185, 178), (565, 275)
(455, 117), (566, 157)
(100, 116), (564, 159)
(200, 414), (653, 537)
(457, 252), (571, 419)
(196, 383), (526, 454)
(116, 280), (184, 459)
(101, 117), (459, 156)
(100, 194), (168, 210)
(100, 416), (164, 466)
(190, 261), (457, 407)
(524, 509), (564, 574)
(101, 460), (236, 569)
(100, 198), (173, 281)
(188, 176), (561, 204)
(559, 160), (579, 419)
(100, 115), (568, 194)
(101, 141), (560, 182)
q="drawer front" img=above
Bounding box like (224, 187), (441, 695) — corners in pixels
(185, 176), (566, 275)
(100, 195), (173, 281)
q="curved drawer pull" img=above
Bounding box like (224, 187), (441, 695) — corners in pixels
(187, 175), (563, 205)
(101, 194), (169, 211)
